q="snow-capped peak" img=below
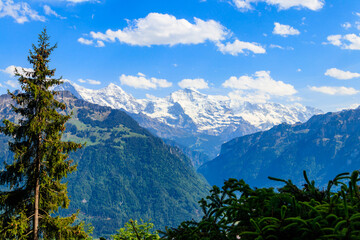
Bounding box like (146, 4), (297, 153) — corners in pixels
(57, 81), (322, 136)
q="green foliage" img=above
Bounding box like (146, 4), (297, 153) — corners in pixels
(0, 29), (88, 239)
(111, 219), (160, 240)
(162, 170), (360, 240)
(0, 92), (210, 237)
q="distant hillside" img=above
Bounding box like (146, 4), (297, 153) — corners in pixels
(0, 92), (209, 237)
(198, 108), (360, 188)
(55, 81), (322, 166)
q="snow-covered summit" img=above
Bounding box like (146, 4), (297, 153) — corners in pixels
(55, 81), (322, 136)
(58, 81), (143, 113)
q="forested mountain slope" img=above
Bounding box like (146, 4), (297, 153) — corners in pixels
(199, 108), (360, 188)
(0, 92), (209, 237)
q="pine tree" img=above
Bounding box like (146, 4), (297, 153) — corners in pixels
(0, 29), (88, 239)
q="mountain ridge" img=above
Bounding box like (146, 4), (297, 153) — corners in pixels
(55, 81), (322, 166)
(0, 92), (210, 237)
(198, 107), (360, 188)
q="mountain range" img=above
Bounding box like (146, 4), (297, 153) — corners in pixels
(0, 92), (209, 237)
(198, 107), (360, 188)
(56, 81), (322, 166)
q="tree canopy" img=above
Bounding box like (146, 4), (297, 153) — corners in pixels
(0, 29), (87, 239)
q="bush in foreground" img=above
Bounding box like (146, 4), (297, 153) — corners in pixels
(161, 170), (360, 240)
(111, 219), (160, 240)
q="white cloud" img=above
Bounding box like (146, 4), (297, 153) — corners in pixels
(96, 40), (105, 47)
(297, 68), (302, 72)
(325, 68), (360, 80)
(5, 79), (18, 88)
(151, 78), (172, 88)
(137, 72), (146, 77)
(273, 22), (300, 37)
(145, 94), (157, 100)
(1, 65), (33, 77)
(309, 86), (359, 95)
(356, 22), (360, 30)
(269, 44), (283, 49)
(228, 90), (270, 104)
(78, 37), (93, 45)
(85, 13), (228, 47)
(178, 78), (209, 90)
(0, 83), (3, 87)
(0, 0), (45, 24)
(43, 5), (66, 19)
(326, 34), (360, 50)
(217, 39), (266, 56)
(269, 44), (294, 50)
(78, 78), (101, 85)
(119, 73), (172, 89)
(223, 71), (297, 101)
(326, 35), (342, 46)
(231, 0), (324, 11)
(342, 22), (352, 30)
(337, 103), (360, 111)
(78, 38), (104, 47)
(233, 0), (253, 10)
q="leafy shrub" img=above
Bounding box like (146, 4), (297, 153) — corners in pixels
(111, 219), (160, 240)
(161, 170), (360, 240)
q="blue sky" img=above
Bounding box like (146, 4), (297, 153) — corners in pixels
(1, 0), (360, 112)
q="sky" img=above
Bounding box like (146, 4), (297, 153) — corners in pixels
(1, 0), (360, 112)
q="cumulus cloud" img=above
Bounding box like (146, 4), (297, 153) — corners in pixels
(1, 65), (33, 77)
(78, 37), (104, 47)
(309, 86), (359, 95)
(0, 0), (45, 24)
(228, 90), (270, 104)
(5, 80), (19, 88)
(78, 78), (101, 85)
(273, 22), (300, 37)
(356, 22), (360, 30)
(269, 44), (284, 49)
(178, 78), (209, 90)
(217, 39), (266, 56)
(96, 40), (105, 47)
(337, 103), (360, 111)
(78, 38), (93, 45)
(269, 44), (294, 50)
(326, 35), (342, 46)
(83, 13), (227, 47)
(223, 71), (297, 96)
(43, 5), (66, 19)
(119, 73), (172, 89)
(326, 34), (360, 50)
(223, 71), (297, 103)
(325, 68), (360, 80)
(342, 22), (352, 30)
(231, 0), (324, 11)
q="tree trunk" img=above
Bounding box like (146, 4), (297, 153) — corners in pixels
(33, 173), (40, 240)
(33, 134), (41, 240)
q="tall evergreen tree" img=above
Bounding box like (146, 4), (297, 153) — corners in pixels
(0, 29), (88, 239)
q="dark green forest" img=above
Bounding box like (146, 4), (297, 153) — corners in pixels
(0, 91), (210, 237)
